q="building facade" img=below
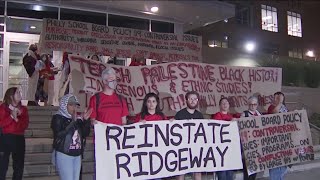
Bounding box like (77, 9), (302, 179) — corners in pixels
(192, 0), (320, 65)
(0, 0), (234, 100)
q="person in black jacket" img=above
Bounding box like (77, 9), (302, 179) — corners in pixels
(23, 44), (44, 106)
(51, 94), (92, 180)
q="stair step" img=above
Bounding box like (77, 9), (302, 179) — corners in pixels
(25, 129), (52, 138)
(9, 151), (94, 165)
(7, 173), (94, 180)
(6, 161), (94, 178)
(28, 122), (52, 129)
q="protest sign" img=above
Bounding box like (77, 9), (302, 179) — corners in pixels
(68, 55), (282, 115)
(238, 110), (314, 175)
(94, 119), (242, 180)
(39, 18), (202, 62)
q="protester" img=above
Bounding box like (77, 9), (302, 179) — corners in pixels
(134, 93), (167, 123)
(212, 97), (234, 180)
(174, 91), (203, 180)
(88, 67), (129, 125)
(23, 44), (44, 106)
(51, 94), (92, 180)
(90, 54), (101, 62)
(267, 92), (288, 180)
(0, 87), (29, 180)
(129, 56), (145, 66)
(240, 96), (261, 180)
(40, 54), (59, 106)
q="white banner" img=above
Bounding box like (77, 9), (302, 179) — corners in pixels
(68, 56), (282, 115)
(39, 19), (202, 62)
(238, 110), (314, 175)
(94, 120), (242, 180)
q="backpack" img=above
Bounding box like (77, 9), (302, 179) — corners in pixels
(243, 110), (253, 117)
(22, 54), (36, 77)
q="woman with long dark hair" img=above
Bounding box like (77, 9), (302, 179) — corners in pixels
(135, 92), (167, 123)
(0, 87), (29, 180)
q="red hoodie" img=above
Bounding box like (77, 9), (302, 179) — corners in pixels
(0, 104), (29, 135)
(212, 112), (234, 121)
(134, 113), (167, 123)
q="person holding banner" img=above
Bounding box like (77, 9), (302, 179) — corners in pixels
(134, 93), (167, 123)
(267, 92), (288, 180)
(90, 54), (101, 62)
(51, 94), (92, 180)
(240, 96), (262, 180)
(174, 91), (203, 180)
(212, 97), (234, 180)
(89, 67), (129, 125)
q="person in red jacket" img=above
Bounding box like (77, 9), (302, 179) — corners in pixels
(212, 97), (234, 180)
(212, 97), (233, 121)
(0, 87), (29, 180)
(39, 54), (59, 106)
(134, 93), (167, 123)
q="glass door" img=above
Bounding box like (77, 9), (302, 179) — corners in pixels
(3, 33), (40, 102)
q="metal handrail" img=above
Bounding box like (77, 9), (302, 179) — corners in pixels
(310, 123), (320, 132)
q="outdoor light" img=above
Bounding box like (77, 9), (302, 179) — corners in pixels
(306, 50), (314, 57)
(30, 26), (36, 29)
(0, 23), (4, 26)
(245, 42), (255, 52)
(32, 5), (43, 11)
(224, 19), (228, 23)
(151, 6), (159, 13)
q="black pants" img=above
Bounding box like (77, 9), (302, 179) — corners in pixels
(0, 134), (25, 180)
(242, 157), (257, 180)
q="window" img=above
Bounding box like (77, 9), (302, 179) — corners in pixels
(61, 8), (106, 25)
(287, 11), (302, 37)
(108, 14), (149, 31)
(151, 20), (174, 33)
(261, 5), (278, 32)
(7, 2), (58, 19)
(208, 40), (228, 48)
(288, 48), (303, 59)
(6, 18), (42, 34)
(236, 5), (250, 26)
(0, 1), (4, 15)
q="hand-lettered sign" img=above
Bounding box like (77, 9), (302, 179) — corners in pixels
(68, 55), (282, 115)
(238, 110), (314, 175)
(39, 19), (202, 62)
(94, 119), (242, 180)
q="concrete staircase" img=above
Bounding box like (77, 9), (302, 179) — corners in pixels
(6, 107), (95, 180)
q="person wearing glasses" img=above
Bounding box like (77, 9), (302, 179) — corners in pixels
(240, 96), (261, 180)
(174, 91), (203, 180)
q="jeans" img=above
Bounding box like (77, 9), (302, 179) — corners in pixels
(55, 151), (81, 180)
(269, 166), (287, 180)
(217, 171), (234, 180)
(0, 134), (25, 180)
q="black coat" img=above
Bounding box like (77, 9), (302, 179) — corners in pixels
(51, 114), (91, 156)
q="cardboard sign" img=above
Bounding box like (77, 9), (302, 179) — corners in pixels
(39, 19), (202, 62)
(238, 110), (314, 175)
(94, 119), (242, 180)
